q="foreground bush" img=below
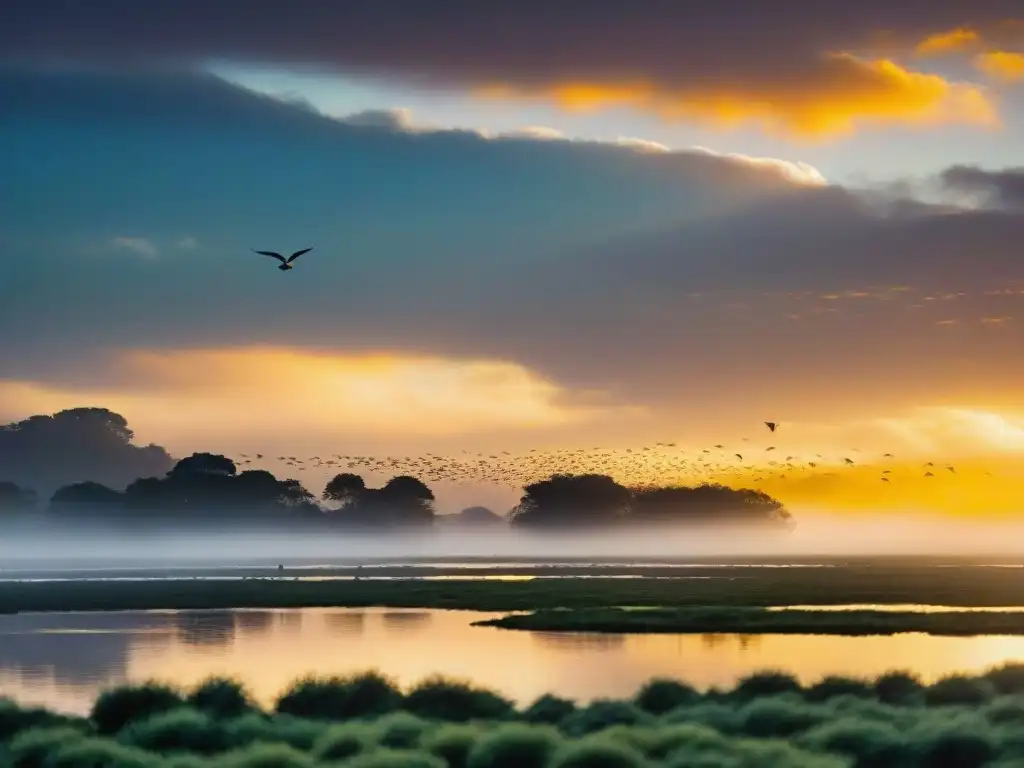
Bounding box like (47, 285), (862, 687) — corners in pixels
(276, 672), (402, 720)
(13, 666), (1024, 766)
(90, 682), (185, 735)
(403, 676), (514, 723)
(187, 677), (254, 719)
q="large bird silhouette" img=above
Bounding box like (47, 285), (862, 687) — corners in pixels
(253, 247), (313, 271)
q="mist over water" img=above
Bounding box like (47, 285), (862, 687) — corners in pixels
(3, 509), (1024, 570)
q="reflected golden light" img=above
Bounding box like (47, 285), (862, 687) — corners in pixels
(8, 608), (1024, 716)
(476, 56), (998, 139)
(975, 51), (1024, 82)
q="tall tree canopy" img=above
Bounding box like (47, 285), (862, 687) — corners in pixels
(322, 473), (435, 527)
(0, 407), (173, 495)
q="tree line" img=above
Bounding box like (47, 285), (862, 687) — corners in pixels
(0, 407), (792, 530)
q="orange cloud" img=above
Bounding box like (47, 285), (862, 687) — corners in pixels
(477, 55), (998, 139)
(0, 347), (639, 447)
(974, 51), (1024, 82)
(915, 27), (982, 56)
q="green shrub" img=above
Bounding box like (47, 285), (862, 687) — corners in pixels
(220, 742), (317, 768)
(118, 707), (227, 755)
(925, 675), (996, 706)
(6, 725), (89, 768)
(738, 697), (827, 738)
(45, 737), (163, 768)
(421, 723), (484, 768)
(338, 749), (447, 768)
(646, 723), (729, 760)
(797, 717), (909, 768)
(986, 664), (1024, 695)
(465, 723), (563, 768)
(275, 672), (401, 720)
(873, 671), (923, 705)
(983, 696), (1024, 726)
(91, 682), (185, 735)
(520, 694), (575, 724)
(550, 736), (649, 768)
(634, 679), (699, 715)
(732, 671), (802, 700)
(0, 698), (89, 740)
(403, 676), (514, 722)
(311, 722), (377, 761)
(803, 676), (874, 702)
(560, 700), (652, 736)
(222, 712), (325, 751)
(907, 722), (998, 768)
(187, 677), (253, 718)
(659, 700), (741, 733)
(373, 712), (432, 749)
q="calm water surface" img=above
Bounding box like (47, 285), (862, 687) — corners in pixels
(3, 607), (1024, 715)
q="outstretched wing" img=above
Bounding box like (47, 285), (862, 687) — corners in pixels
(253, 249), (286, 263)
(287, 247), (313, 263)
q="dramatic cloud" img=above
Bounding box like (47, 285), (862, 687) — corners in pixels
(975, 50), (1024, 82)
(916, 27), (983, 56)
(940, 164), (1024, 209)
(2, 67), (1023, 462)
(0, 0), (1018, 138)
(477, 57), (998, 138)
(0, 348), (632, 448)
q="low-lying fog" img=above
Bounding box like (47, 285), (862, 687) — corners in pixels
(3, 509), (1024, 568)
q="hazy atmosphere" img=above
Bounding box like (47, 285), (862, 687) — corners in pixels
(4, 7), (1024, 767)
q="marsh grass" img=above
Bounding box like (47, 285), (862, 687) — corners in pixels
(8, 666), (1024, 766)
(8, 563), (1024, 614)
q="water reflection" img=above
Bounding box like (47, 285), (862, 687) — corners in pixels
(3, 607), (1024, 716)
(533, 633), (627, 652)
(175, 611), (237, 647)
(380, 611), (433, 633)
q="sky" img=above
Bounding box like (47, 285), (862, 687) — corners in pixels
(1, 1), (1023, 515)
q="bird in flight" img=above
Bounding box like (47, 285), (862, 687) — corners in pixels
(253, 247), (313, 271)
(765, 422), (778, 433)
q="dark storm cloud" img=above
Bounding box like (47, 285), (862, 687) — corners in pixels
(0, 1), (1019, 136)
(0, 0), (1016, 74)
(940, 165), (1024, 209)
(1, 67), (1022, 412)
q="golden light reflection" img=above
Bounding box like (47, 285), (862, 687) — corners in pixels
(476, 56), (998, 139)
(6, 608), (1024, 716)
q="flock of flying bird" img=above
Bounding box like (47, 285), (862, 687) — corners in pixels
(231, 421), (974, 492)
(247, 249), (985, 492)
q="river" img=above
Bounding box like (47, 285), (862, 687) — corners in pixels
(2, 606), (1024, 715)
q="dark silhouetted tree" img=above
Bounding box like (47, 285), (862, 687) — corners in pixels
(169, 452), (237, 478)
(323, 473), (367, 505)
(49, 481), (124, 512)
(120, 455), (319, 525)
(0, 407), (173, 496)
(507, 474), (792, 530)
(450, 506), (506, 525)
(323, 474), (436, 527)
(0, 481), (37, 513)
(509, 474), (632, 527)
(630, 483), (793, 529)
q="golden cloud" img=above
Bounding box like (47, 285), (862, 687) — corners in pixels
(477, 54), (998, 139)
(0, 347), (636, 446)
(915, 27), (982, 56)
(974, 50), (1024, 82)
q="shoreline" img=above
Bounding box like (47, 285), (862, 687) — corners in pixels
(3, 566), (1024, 630)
